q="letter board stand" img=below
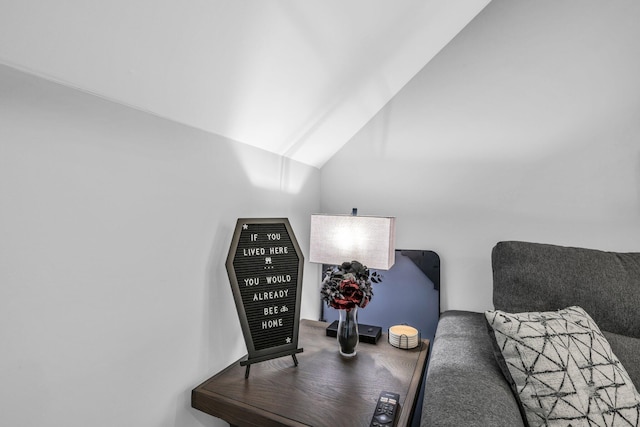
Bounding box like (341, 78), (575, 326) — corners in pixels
(226, 218), (304, 378)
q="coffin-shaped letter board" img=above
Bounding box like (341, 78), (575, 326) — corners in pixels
(226, 218), (304, 377)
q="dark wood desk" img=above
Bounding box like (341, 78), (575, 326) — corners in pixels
(192, 319), (430, 426)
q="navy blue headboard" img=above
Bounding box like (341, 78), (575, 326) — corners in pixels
(321, 249), (440, 342)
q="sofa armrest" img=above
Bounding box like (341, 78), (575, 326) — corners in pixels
(421, 311), (524, 427)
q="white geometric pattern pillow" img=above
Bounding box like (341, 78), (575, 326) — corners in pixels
(485, 306), (640, 427)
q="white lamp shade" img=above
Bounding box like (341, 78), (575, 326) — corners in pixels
(309, 214), (396, 270)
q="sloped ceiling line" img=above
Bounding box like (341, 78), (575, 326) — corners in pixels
(0, 0), (491, 168)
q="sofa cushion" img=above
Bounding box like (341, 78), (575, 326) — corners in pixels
(422, 311), (525, 427)
(603, 331), (640, 390)
(492, 241), (640, 338)
(485, 306), (640, 427)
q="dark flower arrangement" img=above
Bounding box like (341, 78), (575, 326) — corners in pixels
(320, 261), (382, 311)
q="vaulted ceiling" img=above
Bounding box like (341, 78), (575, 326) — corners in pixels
(0, 0), (490, 168)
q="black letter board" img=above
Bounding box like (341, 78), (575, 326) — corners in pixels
(225, 218), (304, 377)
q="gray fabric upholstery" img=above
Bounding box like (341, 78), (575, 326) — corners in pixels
(603, 330), (640, 388)
(421, 311), (524, 427)
(422, 241), (640, 426)
(492, 241), (640, 338)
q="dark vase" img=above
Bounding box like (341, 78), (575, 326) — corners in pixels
(337, 307), (359, 357)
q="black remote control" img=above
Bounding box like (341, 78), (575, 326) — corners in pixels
(369, 391), (400, 426)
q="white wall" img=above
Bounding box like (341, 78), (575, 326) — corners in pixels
(0, 64), (320, 427)
(320, 0), (640, 312)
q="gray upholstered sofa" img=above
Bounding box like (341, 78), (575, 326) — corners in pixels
(421, 241), (640, 426)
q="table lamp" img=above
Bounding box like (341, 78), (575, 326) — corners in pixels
(309, 209), (396, 345)
(309, 210), (396, 270)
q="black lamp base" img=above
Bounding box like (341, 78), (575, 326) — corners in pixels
(325, 321), (382, 344)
